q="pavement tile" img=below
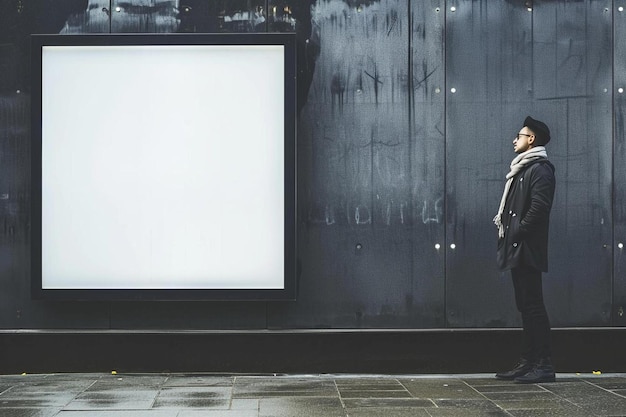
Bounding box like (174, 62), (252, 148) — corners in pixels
(584, 378), (626, 390)
(164, 375), (234, 387)
(3, 380), (95, 394)
(335, 378), (403, 387)
(0, 400), (39, 408)
(0, 397), (74, 408)
(481, 391), (559, 401)
(578, 399), (626, 416)
(542, 381), (614, 399)
(62, 399), (157, 410)
(74, 390), (159, 400)
(0, 376), (49, 383)
(343, 398), (435, 408)
(432, 399), (506, 411)
(178, 411), (259, 417)
(493, 398), (584, 411)
(56, 412), (178, 416)
(238, 392), (332, 399)
(0, 391), (76, 407)
(0, 391), (78, 400)
(36, 374), (102, 382)
(346, 407), (431, 417)
(233, 378), (336, 398)
(156, 386), (232, 398)
(464, 376), (582, 385)
(153, 397), (230, 409)
(235, 377), (336, 389)
(539, 381), (595, 396)
(401, 380), (484, 400)
(471, 384), (547, 393)
(460, 378), (509, 386)
(336, 379), (404, 389)
(0, 384), (15, 393)
(258, 397), (344, 417)
(85, 375), (167, 390)
(336, 382), (405, 390)
(540, 382), (626, 415)
(339, 390), (412, 398)
(506, 409), (591, 417)
(230, 398), (259, 410)
(0, 409), (61, 417)
(426, 408), (510, 416)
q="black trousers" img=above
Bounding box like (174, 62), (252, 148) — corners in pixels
(511, 265), (552, 360)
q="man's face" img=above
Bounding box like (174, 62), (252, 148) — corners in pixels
(513, 127), (535, 154)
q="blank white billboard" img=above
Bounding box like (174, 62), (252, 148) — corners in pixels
(32, 36), (295, 297)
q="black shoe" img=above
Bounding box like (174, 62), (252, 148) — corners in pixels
(514, 358), (556, 384)
(495, 358), (535, 380)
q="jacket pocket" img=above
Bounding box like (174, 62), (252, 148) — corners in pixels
(507, 212), (523, 245)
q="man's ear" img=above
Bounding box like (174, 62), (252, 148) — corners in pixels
(528, 134), (535, 146)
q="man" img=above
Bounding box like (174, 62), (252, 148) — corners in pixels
(493, 116), (556, 384)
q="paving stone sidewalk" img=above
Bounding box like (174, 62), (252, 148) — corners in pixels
(0, 373), (625, 416)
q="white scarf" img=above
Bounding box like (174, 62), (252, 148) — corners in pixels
(493, 146), (547, 238)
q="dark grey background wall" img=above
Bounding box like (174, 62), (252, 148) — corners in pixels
(1, 0), (625, 332)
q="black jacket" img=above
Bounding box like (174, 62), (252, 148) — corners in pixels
(497, 159), (556, 272)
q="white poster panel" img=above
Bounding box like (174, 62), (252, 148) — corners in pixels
(40, 44), (285, 289)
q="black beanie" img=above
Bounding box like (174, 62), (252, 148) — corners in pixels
(523, 116), (551, 145)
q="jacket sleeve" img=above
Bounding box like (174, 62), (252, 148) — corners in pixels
(518, 163), (555, 237)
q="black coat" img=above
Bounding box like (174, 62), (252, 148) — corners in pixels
(497, 159), (556, 272)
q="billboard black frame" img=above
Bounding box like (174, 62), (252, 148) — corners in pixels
(30, 33), (297, 301)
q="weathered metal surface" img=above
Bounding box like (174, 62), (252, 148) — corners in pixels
(445, 0), (613, 327)
(0, 0), (622, 330)
(614, 0), (626, 327)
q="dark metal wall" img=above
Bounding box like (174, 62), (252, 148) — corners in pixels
(0, 0), (625, 330)
(615, 0), (626, 327)
(446, 0), (615, 328)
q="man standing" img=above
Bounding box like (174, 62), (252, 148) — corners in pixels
(493, 116), (556, 383)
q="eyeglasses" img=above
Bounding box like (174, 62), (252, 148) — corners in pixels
(515, 133), (533, 140)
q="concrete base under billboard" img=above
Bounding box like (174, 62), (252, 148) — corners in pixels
(0, 328), (622, 375)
